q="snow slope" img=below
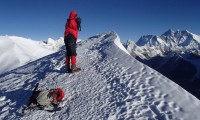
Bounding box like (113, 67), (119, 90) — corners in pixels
(0, 32), (200, 120)
(0, 36), (58, 74)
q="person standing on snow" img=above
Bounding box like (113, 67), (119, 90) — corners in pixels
(64, 10), (81, 73)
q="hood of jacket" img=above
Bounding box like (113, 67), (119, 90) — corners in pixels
(69, 10), (77, 20)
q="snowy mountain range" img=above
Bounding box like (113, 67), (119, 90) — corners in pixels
(125, 29), (200, 99)
(1, 32), (200, 119)
(128, 29), (200, 58)
(0, 36), (64, 74)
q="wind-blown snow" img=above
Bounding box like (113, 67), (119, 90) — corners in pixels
(114, 35), (130, 55)
(0, 36), (58, 74)
(0, 32), (200, 120)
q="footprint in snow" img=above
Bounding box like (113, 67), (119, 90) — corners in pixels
(0, 96), (6, 101)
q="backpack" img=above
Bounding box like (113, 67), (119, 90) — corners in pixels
(76, 17), (81, 31)
(67, 17), (81, 31)
(36, 90), (53, 106)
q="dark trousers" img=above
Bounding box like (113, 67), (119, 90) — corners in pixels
(64, 34), (77, 56)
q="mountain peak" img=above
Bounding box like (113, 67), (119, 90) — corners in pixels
(136, 34), (165, 47)
(132, 29), (200, 59)
(162, 29), (192, 37)
(162, 29), (175, 36)
(174, 29), (191, 37)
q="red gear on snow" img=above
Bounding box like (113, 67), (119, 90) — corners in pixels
(64, 11), (79, 39)
(52, 88), (65, 103)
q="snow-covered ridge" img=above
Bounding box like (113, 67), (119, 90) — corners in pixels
(0, 35), (61, 74)
(113, 33), (130, 55)
(1, 32), (200, 119)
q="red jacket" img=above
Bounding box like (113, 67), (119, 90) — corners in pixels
(64, 11), (78, 39)
(52, 88), (65, 103)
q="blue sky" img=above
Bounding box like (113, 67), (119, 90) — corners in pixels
(0, 0), (200, 42)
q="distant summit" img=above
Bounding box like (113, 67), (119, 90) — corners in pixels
(162, 29), (174, 36)
(134, 29), (200, 58)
